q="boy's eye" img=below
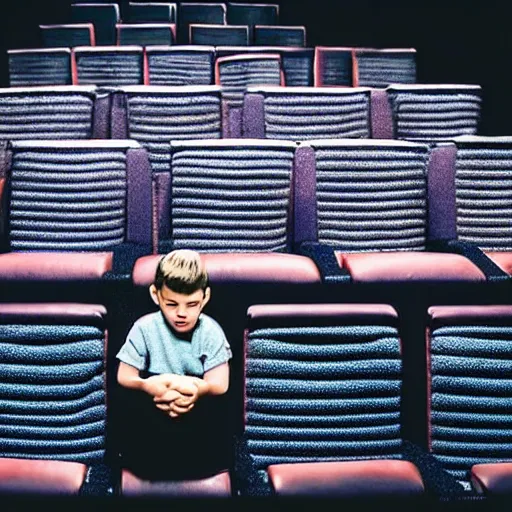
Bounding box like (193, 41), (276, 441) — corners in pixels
(165, 303), (177, 307)
(187, 302), (199, 307)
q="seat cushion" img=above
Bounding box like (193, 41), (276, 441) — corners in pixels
(122, 469), (231, 497)
(339, 252), (486, 283)
(471, 463), (512, 495)
(0, 458), (87, 494)
(0, 252), (113, 281)
(268, 459), (424, 497)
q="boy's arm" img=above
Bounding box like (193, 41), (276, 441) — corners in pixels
(190, 361), (230, 397)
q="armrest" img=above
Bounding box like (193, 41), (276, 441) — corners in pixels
(109, 242), (153, 278)
(79, 462), (116, 497)
(429, 240), (509, 283)
(299, 241), (350, 284)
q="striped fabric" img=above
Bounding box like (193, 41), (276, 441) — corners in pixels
(387, 85), (482, 141)
(9, 145), (127, 251)
(255, 87), (371, 140)
(8, 50), (71, 87)
(218, 57), (282, 109)
(454, 138), (512, 251)
(177, 3), (226, 44)
(125, 87), (222, 173)
(281, 51), (313, 86)
(71, 3), (120, 46)
(0, 88), (95, 140)
(254, 26), (305, 47)
(312, 141), (429, 251)
(356, 51), (416, 88)
(147, 48), (214, 85)
(127, 2), (176, 23)
(317, 49), (352, 86)
(75, 50), (143, 86)
(169, 142), (294, 252)
(40, 25), (93, 48)
(245, 323), (403, 469)
(430, 324), (512, 480)
(190, 24), (249, 46)
(117, 25), (175, 46)
(227, 3), (279, 28)
(0, 322), (106, 462)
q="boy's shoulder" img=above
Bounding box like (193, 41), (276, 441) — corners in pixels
(197, 313), (224, 333)
(131, 311), (163, 331)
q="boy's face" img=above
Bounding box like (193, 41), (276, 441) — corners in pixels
(150, 284), (210, 334)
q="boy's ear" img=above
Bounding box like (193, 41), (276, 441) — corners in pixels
(149, 284), (160, 306)
(202, 287), (211, 308)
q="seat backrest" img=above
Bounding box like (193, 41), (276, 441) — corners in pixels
(110, 85), (223, 173)
(177, 2), (227, 44)
(0, 86), (109, 140)
(8, 49), (72, 87)
(354, 48), (416, 88)
(314, 46), (354, 87)
(386, 84), (482, 141)
(4, 140), (151, 252)
(254, 25), (306, 47)
(127, 2), (176, 23)
(227, 3), (279, 28)
(117, 23), (176, 46)
(427, 305), (512, 481)
(243, 86), (372, 140)
(74, 46), (144, 86)
(145, 45), (215, 86)
(0, 303), (108, 463)
(244, 303), (403, 469)
(40, 24), (95, 47)
(190, 23), (249, 45)
(293, 139), (430, 252)
(71, 3), (120, 46)
(156, 139), (296, 253)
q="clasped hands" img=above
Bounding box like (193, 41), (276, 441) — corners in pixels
(143, 374), (200, 418)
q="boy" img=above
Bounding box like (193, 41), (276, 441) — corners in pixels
(116, 249), (232, 479)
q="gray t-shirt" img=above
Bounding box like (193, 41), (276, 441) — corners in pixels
(116, 311), (232, 377)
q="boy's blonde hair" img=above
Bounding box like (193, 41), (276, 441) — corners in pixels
(154, 250), (209, 294)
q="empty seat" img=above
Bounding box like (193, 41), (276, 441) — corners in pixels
(0, 140), (152, 281)
(0, 303), (108, 494)
(314, 46), (354, 87)
(117, 23), (176, 46)
(240, 303), (425, 497)
(427, 305), (512, 485)
(8, 49), (72, 87)
(0, 86), (109, 140)
(227, 3), (279, 29)
(354, 48), (417, 88)
(110, 85), (222, 173)
(126, 2), (176, 23)
(216, 45), (313, 86)
(216, 54), (282, 137)
(74, 46), (144, 86)
(145, 46), (215, 85)
(71, 3), (120, 46)
(254, 25), (306, 47)
(243, 86), (372, 140)
(177, 2), (226, 44)
(190, 23), (249, 45)
(154, 139), (296, 253)
(386, 84), (482, 141)
(40, 24), (95, 48)
(293, 139), (486, 283)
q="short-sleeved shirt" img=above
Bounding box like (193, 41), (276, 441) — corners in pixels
(116, 311), (232, 377)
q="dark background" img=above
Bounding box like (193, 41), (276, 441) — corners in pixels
(0, 0), (510, 135)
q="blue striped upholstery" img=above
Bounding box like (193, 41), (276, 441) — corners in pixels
(8, 50), (72, 87)
(227, 3), (279, 28)
(7, 140), (139, 252)
(127, 2), (176, 23)
(254, 26), (305, 47)
(0, 86), (97, 140)
(40, 24), (93, 48)
(190, 24), (249, 45)
(454, 137), (512, 251)
(177, 3), (226, 44)
(248, 86), (371, 140)
(245, 304), (402, 470)
(356, 50), (416, 88)
(117, 24), (175, 46)
(280, 50), (313, 86)
(146, 46), (214, 85)
(75, 47), (143, 87)
(120, 86), (222, 173)
(387, 85), (482, 141)
(71, 3), (120, 46)
(315, 47), (353, 87)
(168, 140), (295, 252)
(429, 306), (512, 481)
(307, 140), (430, 252)
(0, 305), (107, 463)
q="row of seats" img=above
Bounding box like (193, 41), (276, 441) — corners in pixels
(8, 45), (416, 89)
(0, 136), (510, 284)
(0, 299), (511, 500)
(38, 22), (307, 47)
(60, 2), (287, 45)
(0, 84), (481, 143)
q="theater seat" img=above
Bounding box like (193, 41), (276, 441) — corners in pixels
(471, 463), (512, 495)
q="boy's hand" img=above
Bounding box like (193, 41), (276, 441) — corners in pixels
(141, 374), (175, 397)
